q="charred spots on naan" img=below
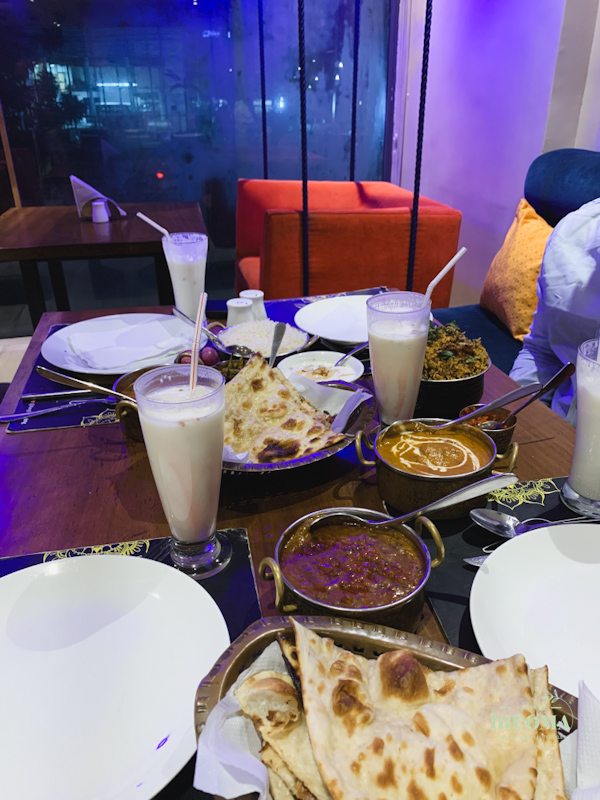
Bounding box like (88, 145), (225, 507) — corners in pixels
(498, 789), (522, 800)
(474, 767), (492, 789)
(424, 747), (435, 779)
(329, 659), (362, 682)
(251, 378), (265, 392)
(378, 651), (429, 703)
(406, 780), (428, 800)
(496, 664), (507, 674)
(529, 768), (537, 779)
(412, 711), (430, 738)
(446, 736), (464, 761)
(282, 418), (297, 430)
(369, 737), (385, 756)
(434, 679), (455, 697)
(278, 389), (291, 399)
(233, 418), (243, 436)
(525, 685), (533, 697)
(257, 438), (301, 462)
(375, 758), (396, 789)
(242, 400), (252, 410)
(450, 774), (463, 794)
(438, 794), (448, 800)
(461, 731), (475, 747)
(350, 761), (361, 775)
(331, 679), (373, 735)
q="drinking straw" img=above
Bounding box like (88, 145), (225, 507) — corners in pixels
(189, 292), (208, 393)
(424, 246), (467, 302)
(136, 211), (171, 240)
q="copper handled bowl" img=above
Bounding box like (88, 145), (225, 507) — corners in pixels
(259, 506), (444, 632)
(356, 418), (517, 520)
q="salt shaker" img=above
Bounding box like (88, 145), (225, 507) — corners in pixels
(226, 298), (255, 326)
(91, 198), (110, 224)
(239, 289), (267, 321)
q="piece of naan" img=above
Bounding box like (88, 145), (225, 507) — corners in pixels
(224, 355), (345, 463)
(291, 620), (565, 800)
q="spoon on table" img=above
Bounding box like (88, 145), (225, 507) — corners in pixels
(36, 366), (134, 403)
(416, 382), (543, 431)
(307, 472), (518, 533)
(478, 363), (575, 431)
(335, 342), (369, 366)
(470, 507), (592, 538)
(0, 399), (115, 423)
(269, 322), (287, 367)
(172, 307), (254, 358)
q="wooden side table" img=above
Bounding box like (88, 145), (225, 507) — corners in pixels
(0, 202), (207, 327)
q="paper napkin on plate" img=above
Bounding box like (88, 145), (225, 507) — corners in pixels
(70, 175), (126, 220)
(194, 640), (285, 799)
(560, 682), (600, 799)
(68, 320), (192, 371)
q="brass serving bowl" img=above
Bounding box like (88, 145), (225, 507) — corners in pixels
(460, 403), (518, 455)
(356, 418), (516, 519)
(259, 506), (444, 631)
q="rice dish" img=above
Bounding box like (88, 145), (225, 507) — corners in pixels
(422, 321), (489, 380)
(219, 320), (308, 356)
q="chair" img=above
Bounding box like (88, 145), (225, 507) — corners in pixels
(434, 148), (600, 374)
(235, 179), (462, 308)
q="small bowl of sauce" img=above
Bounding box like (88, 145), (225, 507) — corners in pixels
(460, 404), (517, 454)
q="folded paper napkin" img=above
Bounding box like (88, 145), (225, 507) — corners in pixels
(194, 641), (286, 798)
(68, 320), (192, 370)
(221, 376), (371, 463)
(560, 682), (600, 799)
(70, 175), (126, 220)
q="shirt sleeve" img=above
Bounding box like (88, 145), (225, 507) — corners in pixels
(509, 302), (564, 397)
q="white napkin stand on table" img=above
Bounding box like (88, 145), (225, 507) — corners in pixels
(560, 682), (600, 799)
(222, 375), (371, 464)
(70, 175), (126, 221)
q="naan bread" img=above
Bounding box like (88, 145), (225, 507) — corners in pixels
(529, 666), (567, 800)
(235, 670), (332, 800)
(224, 355), (345, 463)
(291, 620), (564, 800)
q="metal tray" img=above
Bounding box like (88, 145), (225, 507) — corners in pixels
(222, 388), (376, 473)
(195, 615), (578, 739)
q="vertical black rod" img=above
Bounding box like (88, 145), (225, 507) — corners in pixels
(349, 0), (361, 181)
(298, 0), (310, 296)
(407, 0), (433, 291)
(257, 0), (269, 179)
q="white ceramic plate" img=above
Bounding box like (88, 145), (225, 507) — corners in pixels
(0, 554), (230, 799)
(277, 350), (365, 383)
(294, 296), (370, 345)
(470, 523), (600, 697)
(41, 313), (201, 376)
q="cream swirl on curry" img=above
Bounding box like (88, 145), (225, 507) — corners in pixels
(378, 428), (491, 477)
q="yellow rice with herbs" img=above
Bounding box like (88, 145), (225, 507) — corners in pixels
(422, 322), (489, 380)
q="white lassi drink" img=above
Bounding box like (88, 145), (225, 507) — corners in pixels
(162, 233), (208, 321)
(367, 292), (431, 425)
(562, 339), (600, 517)
(135, 365), (231, 578)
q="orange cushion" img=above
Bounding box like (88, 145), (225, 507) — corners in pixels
(234, 257), (260, 294)
(480, 199), (552, 340)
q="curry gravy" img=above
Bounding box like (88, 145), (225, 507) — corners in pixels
(378, 427), (491, 477)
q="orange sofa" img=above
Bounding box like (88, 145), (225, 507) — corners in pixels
(235, 179), (462, 307)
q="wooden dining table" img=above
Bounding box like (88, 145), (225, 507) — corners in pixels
(0, 306), (577, 645)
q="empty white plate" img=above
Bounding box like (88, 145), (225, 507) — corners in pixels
(470, 523), (600, 698)
(294, 295), (370, 345)
(0, 554), (230, 799)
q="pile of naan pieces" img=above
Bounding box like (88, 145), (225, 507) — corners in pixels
(224, 355), (345, 463)
(236, 620), (566, 800)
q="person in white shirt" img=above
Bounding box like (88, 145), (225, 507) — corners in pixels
(510, 197), (600, 424)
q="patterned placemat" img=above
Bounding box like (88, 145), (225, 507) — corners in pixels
(6, 324), (118, 434)
(423, 477), (572, 652)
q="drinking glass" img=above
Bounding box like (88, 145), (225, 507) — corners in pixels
(161, 233), (208, 322)
(367, 292), (431, 425)
(561, 339), (600, 517)
(134, 364), (231, 578)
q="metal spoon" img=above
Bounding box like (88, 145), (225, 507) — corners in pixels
(269, 321), (287, 368)
(420, 382), (543, 431)
(334, 342), (369, 366)
(36, 366), (134, 403)
(308, 472), (518, 533)
(470, 507), (591, 538)
(479, 363), (575, 431)
(0, 399), (114, 423)
(172, 306), (254, 358)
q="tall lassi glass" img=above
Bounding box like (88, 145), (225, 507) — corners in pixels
(367, 292), (431, 425)
(161, 233), (208, 322)
(134, 364), (231, 578)
(561, 339), (600, 517)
